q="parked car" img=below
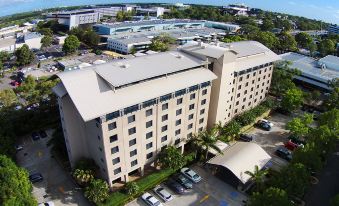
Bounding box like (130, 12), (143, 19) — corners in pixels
(38, 201), (55, 206)
(39, 130), (48, 138)
(10, 80), (20, 87)
(239, 134), (253, 142)
(284, 140), (299, 151)
(259, 119), (274, 127)
(165, 179), (185, 194)
(31, 132), (40, 141)
(15, 144), (23, 152)
(174, 174), (193, 189)
(153, 186), (173, 202)
(275, 147), (292, 162)
(141, 192), (162, 206)
(29, 173), (43, 183)
(255, 121), (271, 131)
(288, 135), (306, 146)
(180, 167), (202, 183)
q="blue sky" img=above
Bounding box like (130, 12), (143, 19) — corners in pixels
(0, 0), (338, 24)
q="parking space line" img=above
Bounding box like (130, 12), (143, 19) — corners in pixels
(200, 195), (209, 203)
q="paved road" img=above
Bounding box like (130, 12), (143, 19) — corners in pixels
(127, 165), (247, 206)
(305, 142), (339, 206)
(16, 130), (90, 206)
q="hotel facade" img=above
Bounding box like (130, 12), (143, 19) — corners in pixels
(53, 41), (280, 186)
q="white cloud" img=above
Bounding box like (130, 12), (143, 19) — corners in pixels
(288, 1), (296, 5)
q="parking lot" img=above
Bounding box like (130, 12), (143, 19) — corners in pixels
(127, 165), (248, 206)
(245, 112), (295, 170)
(16, 130), (90, 206)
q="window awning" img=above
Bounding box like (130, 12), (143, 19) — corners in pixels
(208, 142), (271, 184)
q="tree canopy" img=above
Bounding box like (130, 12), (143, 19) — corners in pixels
(249, 187), (292, 206)
(14, 44), (34, 66)
(62, 35), (80, 55)
(84, 179), (109, 204)
(158, 146), (186, 170)
(281, 88), (304, 112)
(286, 113), (313, 137)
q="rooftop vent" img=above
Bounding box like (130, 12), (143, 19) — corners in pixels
(121, 63), (130, 68)
(176, 54), (183, 59)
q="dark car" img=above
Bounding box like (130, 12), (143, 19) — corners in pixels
(275, 147), (292, 162)
(39, 130), (48, 138)
(275, 107), (291, 115)
(174, 174), (193, 189)
(255, 121), (271, 131)
(31, 132), (40, 141)
(239, 134), (253, 142)
(29, 173), (43, 183)
(165, 179), (185, 194)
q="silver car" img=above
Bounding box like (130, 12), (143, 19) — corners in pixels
(153, 186), (174, 202)
(181, 167), (202, 183)
(141, 192), (163, 206)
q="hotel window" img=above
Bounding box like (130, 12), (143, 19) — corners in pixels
(250, 95), (253, 98)
(239, 77), (243, 82)
(188, 123), (193, 129)
(177, 98), (183, 105)
(253, 72), (256, 76)
(110, 134), (118, 143)
(252, 80), (255, 84)
(146, 152), (153, 159)
(108, 122), (117, 131)
(236, 101), (239, 106)
(199, 118), (204, 124)
(176, 109), (182, 116)
(130, 149), (137, 157)
(190, 93), (196, 100)
(175, 139), (180, 145)
(175, 129), (181, 136)
(162, 114), (168, 122)
(244, 90), (247, 95)
(131, 160), (138, 167)
(129, 139), (136, 146)
(235, 109), (238, 113)
(187, 133), (192, 138)
(128, 127), (136, 135)
(111, 146), (119, 154)
(243, 98), (246, 102)
(259, 70), (262, 74)
(145, 109), (153, 117)
(202, 89), (207, 95)
(161, 135), (167, 142)
(248, 102), (251, 106)
(200, 109), (205, 115)
(112, 157), (120, 165)
(237, 93), (240, 98)
(245, 82), (249, 87)
(146, 120), (152, 128)
(162, 103), (168, 111)
(114, 167), (121, 175)
(247, 74), (250, 79)
(175, 119), (181, 126)
(251, 87), (254, 91)
(256, 92), (258, 95)
(145, 141), (153, 149)
(128, 115), (135, 123)
(146, 131), (153, 139)
(238, 85), (241, 89)
(161, 125), (168, 132)
(199, 127), (203, 131)
(189, 104), (195, 110)
(201, 99), (206, 105)
(188, 114), (194, 120)
(242, 105), (245, 109)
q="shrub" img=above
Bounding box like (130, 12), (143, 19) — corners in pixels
(125, 182), (139, 196)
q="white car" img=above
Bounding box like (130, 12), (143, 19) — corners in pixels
(180, 167), (202, 183)
(38, 201), (54, 206)
(141, 192), (163, 206)
(260, 119), (274, 127)
(153, 186), (173, 202)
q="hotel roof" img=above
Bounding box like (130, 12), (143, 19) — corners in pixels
(55, 51), (216, 121)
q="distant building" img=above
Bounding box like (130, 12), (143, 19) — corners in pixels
(55, 35), (68, 45)
(135, 7), (168, 17)
(223, 3), (250, 16)
(93, 5), (134, 17)
(328, 24), (339, 34)
(280, 52), (339, 91)
(46, 9), (100, 30)
(173, 3), (190, 10)
(0, 24), (33, 38)
(57, 59), (83, 71)
(0, 32), (43, 52)
(107, 36), (152, 54)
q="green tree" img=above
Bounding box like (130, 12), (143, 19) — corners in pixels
(62, 35), (80, 55)
(245, 165), (268, 192)
(191, 129), (222, 160)
(278, 32), (297, 52)
(15, 75), (39, 103)
(292, 142), (322, 172)
(116, 11), (133, 21)
(84, 179), (109, 204)
(318, 39), (335, 56)
(37, 28), (53, 36)
(286, 113), (313, 137)
(0, 89), (17, 107)
(222, 35), (247, 43)
(318, 109), (339, 133)
(158, 146), (186, 170)
(295, 32), (313, 48)
(0, 155), (37, 206)
(249, 187), (292, 206)
(125, 182), (139, 196)
(324, 87), (339, 110)
(73, 169), (94, 186)
(0, 51), (10, 62)
(309, 125), (337, 156)
(331, 194), (339, 206)
(261, 18), (274, 31)
(41, 35), (52, 49)
(281, 88), (304, 112)
(83, 30), (100, 47)
(252, 31), (279, 50)
(270, 62), (298, 95)
(240, 24), (260, 36)
(14, 44), (34, 66)
(149, 40), (169, 52)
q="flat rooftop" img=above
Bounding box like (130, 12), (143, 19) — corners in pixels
(279, 52), (339, 81)
(0, 37), (16, 48)
(55, 51), (216, 121)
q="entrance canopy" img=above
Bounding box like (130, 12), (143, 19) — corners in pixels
(208, 142), (271, 184)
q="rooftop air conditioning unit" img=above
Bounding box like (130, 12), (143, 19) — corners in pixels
(121, 64), (130, 68)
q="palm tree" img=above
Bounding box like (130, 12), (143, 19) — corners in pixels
(245, 165), (268, 192)
(214, 121), (226, 137)
(84, 179), (109, 204)
(73, 169), (94, 186)
(191, 128), (222, 160)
